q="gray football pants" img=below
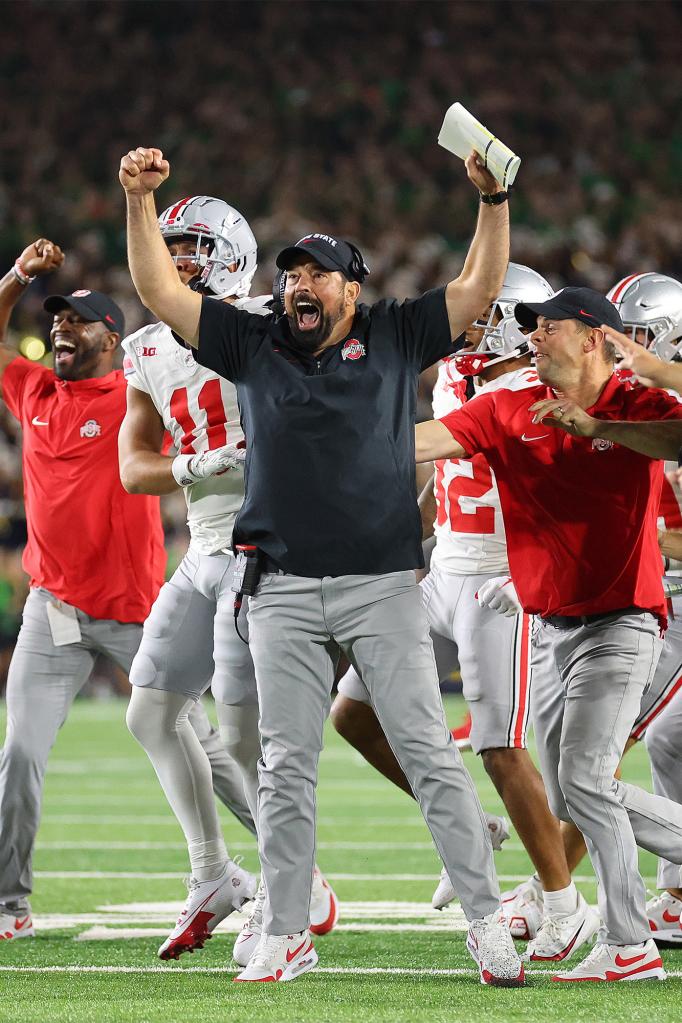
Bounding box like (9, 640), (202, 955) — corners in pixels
(0, 587), (254, 911)
(248, 570), (501, 934)
(645, 695), (682, 889)
(531, 611), (682, 944)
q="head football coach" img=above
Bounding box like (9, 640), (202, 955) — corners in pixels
(118, 146), (524, 986)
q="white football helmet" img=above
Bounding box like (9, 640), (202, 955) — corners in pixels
(607, 273), (682, 362)
(158, 196), (257, 299)
(454, 263), (554, 376)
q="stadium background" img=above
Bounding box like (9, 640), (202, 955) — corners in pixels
(3, 0), (681, 689)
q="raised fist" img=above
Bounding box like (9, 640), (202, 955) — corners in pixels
(465, 150), (503, 196)
(17, 239), (64, 277)
(119, 147), (169, 196)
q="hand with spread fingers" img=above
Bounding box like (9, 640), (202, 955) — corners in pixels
(601, 324), (680, 390)
(119, 146), (170, 196)
(528, 398), (599, 437)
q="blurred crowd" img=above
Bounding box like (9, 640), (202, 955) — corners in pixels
(0, 0), (681, 680)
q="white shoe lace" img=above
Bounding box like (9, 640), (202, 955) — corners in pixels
(247, 932), (290, 970)
(245, 880), (266, 929)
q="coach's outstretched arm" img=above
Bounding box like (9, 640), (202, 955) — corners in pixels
(444, 153), (510, 340)
(119, 147), (201, 346)
(415, 419), (469, 462)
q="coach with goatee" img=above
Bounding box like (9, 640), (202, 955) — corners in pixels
(119, 145), (525, 987)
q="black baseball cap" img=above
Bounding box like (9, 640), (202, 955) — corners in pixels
(515, 286), (623, 333)
(276, 233), (369, 283)
(43, 289), (125, 337)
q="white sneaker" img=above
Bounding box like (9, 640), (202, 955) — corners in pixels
(552, 938), (665, 982)
(501, 876), (544, 939)
(233, 879), (265, 967)
(466, 910), (525, 987)
(646, 891), (682, 944)
(234, 929), (318, 983)
(0, 908), (34, 941)
(309, 866), (339, 935)
(158, 860), (256, 960)
(432, 814), (510, 911)
(523, 893), (600, 962)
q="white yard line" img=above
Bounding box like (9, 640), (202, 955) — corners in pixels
(1, 964), (680, 978)
(33, 871), (611, 883)
(36, 841), (443, 851)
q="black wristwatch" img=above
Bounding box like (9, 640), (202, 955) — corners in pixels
(479, 190), (509, 205)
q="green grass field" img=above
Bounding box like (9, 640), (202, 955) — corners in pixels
(0, 695), (679, 1023)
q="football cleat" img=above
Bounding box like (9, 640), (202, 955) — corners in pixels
(501, 876), (544, 939)
(523, 893), (600, 962)
(451, 710), (473, 751)
(309, 866), (339, 935)
(646, 890), (682, 944)
(158, 860), (256, 961)
(234, 929), (318, 982)
(466, 910), (526, 987)
(233, 878), (265, 966)
(0, 908), (34, 941)
(432, 814), (510, 910)
(552, 938), (665, 982)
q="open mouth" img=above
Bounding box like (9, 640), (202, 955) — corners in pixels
(294, 299), (321, 332)
(53, 337), (77, 365)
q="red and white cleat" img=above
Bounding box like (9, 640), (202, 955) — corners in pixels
(501, 876), (544, 939)
(466, 911), (526, 987)
(309, 867), (339, 935)
(523, 894), (600, 962)
(158, 860), (256, 961)
(234, 929), (318, 983)
(451, 710), (473, 751)
(233, 879), (265, 967)
(646, 891), (682, 945)
(0, 909), (34, 940)
(552, 938), (665, 982)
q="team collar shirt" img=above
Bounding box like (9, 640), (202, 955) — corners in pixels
(196, 289), (454, 577)
(2, 358), (166, 622)
(439, 374), (682, 623)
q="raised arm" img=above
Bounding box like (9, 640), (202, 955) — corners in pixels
(416, 419), (469, 462)
(444, 153), (510, 339)
(119, 148), (201, 346)
(0, 239), (64, 393)
(603, 326), (682, 393)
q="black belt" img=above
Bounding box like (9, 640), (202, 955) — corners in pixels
(542, 606), (643, 629)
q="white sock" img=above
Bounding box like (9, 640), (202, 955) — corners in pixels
(127, 687), (229, 882)
(543, 881), (579, 917)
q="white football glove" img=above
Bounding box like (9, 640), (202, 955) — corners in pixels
(476, 575), (523, 618)
(172, 443), (246, 487)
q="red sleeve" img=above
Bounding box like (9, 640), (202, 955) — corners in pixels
(628, 386), (682, 420)
(1, 357), (50, 421)
(439, 391), (498, 457)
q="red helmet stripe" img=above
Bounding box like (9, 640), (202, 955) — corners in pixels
(162, 196), (195, 225)
(610, 272), (647, 303)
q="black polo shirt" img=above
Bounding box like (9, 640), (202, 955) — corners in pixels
(197, 288), (454, 577)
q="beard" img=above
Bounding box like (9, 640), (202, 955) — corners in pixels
(287, 294), (346, 353)
(53, 345), (102, 381)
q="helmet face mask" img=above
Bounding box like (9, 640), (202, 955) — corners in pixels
(607, 273), (682, 363)
(454, 263), (554, 376)
(158, 196), (257, 299)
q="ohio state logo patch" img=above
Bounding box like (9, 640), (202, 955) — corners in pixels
(80, 419), (101, 439)
(341, 339), (366, 361)
(72, 289), (92, 297)
(592, 437), (614, 451)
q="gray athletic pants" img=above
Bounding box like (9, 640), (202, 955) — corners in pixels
(531, 611), (682, 944)
(247, 570), (501, 934)
(0, 587), (254, 911)
(645, 694), (682, 889)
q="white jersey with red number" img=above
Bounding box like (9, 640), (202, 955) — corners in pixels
(122, 296), (271, 554)
(430, 360), (538, 575)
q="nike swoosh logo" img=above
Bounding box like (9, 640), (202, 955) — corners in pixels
(286, 938), (309, 963)
(31, 417), (49, 427)
(521, 433), (549, 442)
(14, 916), (30, 931)
(614, 951), (647, 967)
(662, 908), (681, 924)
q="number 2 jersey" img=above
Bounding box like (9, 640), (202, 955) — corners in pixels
(430, 360), (539, 576)
(122, 296), (272, 554)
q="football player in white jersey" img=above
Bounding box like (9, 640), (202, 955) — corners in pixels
(499, 273), (682, 945)
(332, 265), (599, 962)
(119, 196), (338, 962)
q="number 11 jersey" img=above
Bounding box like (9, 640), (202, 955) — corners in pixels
(122, 296), (271, 554)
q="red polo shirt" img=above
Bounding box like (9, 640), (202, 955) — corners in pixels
(440, 374), (682, 622)
(2, 358), (166, 623)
